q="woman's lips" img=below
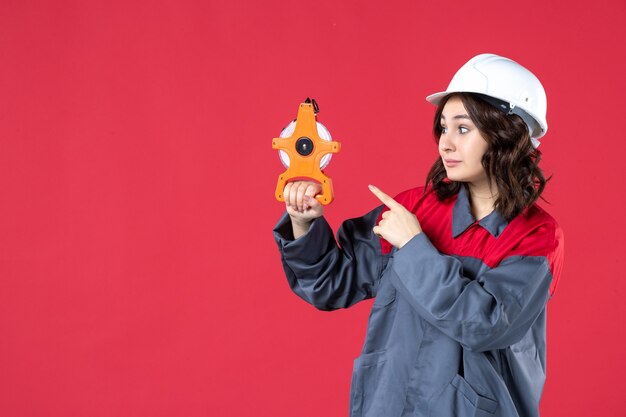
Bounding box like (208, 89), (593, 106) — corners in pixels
(444, 159), (461, 167)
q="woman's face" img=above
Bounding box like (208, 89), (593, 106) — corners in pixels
(438, 96), (489, 185)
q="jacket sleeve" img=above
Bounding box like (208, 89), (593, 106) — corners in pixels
(389, 225), (562, 352)
(273, 207), (387, 311)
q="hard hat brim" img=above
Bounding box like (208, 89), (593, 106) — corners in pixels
(425, 92), (449, 106)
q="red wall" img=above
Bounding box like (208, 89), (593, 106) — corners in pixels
(1, 1), (625, 416)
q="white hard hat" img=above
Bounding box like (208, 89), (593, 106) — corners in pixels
(426, 53), (548, 147)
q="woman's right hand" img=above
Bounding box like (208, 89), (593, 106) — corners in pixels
(284, 181), (324, 235)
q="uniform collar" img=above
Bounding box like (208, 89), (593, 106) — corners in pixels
(452, 185), (508, 238)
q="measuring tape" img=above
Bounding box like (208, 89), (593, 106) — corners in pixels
(272, 98), (341, 205)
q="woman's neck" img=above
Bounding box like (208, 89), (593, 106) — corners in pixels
(466, 180), (498, 221)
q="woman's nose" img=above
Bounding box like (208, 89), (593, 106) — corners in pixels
(439, 134), (454, 152)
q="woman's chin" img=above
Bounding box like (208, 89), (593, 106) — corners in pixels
(445, 172), (465, 182)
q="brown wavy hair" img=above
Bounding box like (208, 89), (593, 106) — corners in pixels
(425, 93), (548, 221)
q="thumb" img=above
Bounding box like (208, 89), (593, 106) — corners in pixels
(303, 194), (322, 210)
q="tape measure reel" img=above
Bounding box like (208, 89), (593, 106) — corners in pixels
(278, 120), (333, 169)
(272, 98), (341, 205)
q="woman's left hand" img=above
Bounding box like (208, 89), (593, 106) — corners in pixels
(369, 184), (422, 249)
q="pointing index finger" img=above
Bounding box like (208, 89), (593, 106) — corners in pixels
(368, 184), (401, 210)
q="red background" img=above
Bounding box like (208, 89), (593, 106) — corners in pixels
(1, 1), (625, 416)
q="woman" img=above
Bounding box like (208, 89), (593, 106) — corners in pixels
(273, 54), (564, 417)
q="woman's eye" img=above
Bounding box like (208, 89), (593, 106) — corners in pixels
(459, 126), (469, 134)
(441, 126), (448, 134)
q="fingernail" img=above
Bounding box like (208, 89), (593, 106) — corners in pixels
(368, 184), (375, 190)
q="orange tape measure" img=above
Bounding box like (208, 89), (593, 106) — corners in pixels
(272, 98), (341, 205)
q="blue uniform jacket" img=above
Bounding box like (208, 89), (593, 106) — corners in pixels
(273, 185), (564, 417)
